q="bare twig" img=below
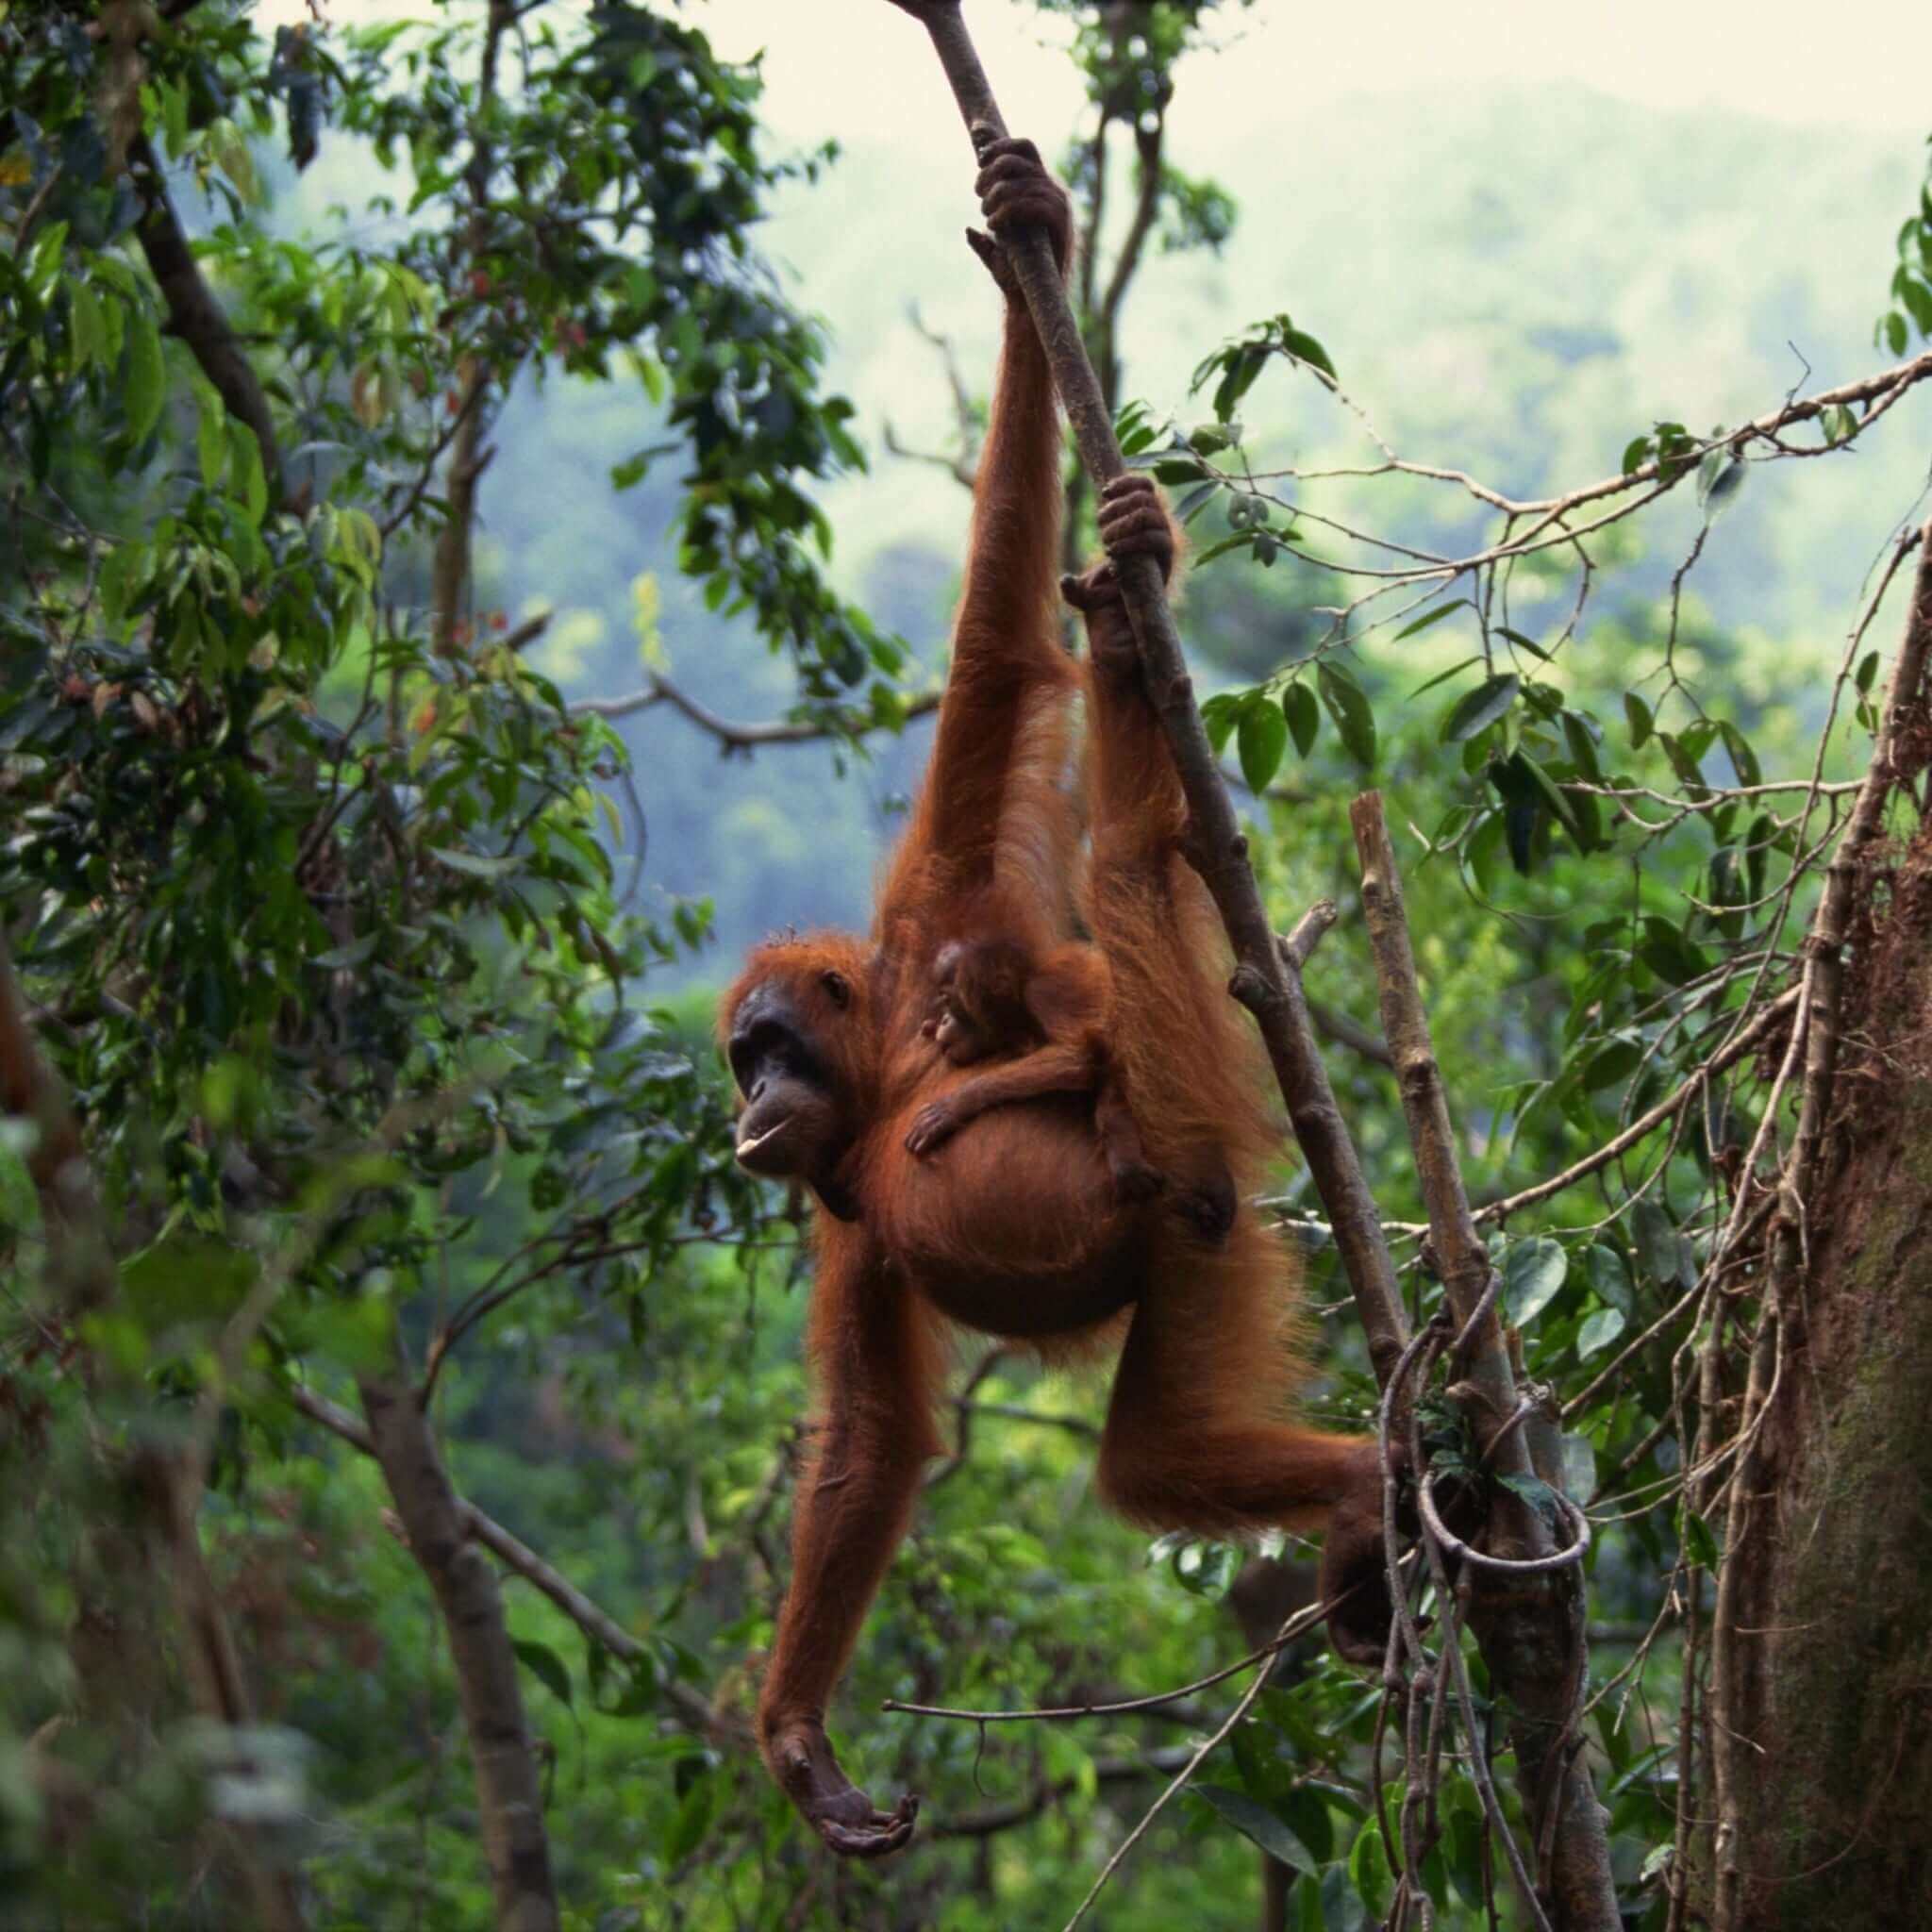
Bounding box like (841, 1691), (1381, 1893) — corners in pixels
(571, 674), (940, 750)
(884, 1591), (1334, 1724)
(930, 1745), (1195, 1838)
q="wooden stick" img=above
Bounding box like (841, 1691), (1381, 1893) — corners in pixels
(1351, 791), (1618, 1932)
(890, 0), (1407, 1391)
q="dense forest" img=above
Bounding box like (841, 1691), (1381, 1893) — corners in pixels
(4, 3), (1932, 1930)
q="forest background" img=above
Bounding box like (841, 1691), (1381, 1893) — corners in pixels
(6, 1), (1932, 1928)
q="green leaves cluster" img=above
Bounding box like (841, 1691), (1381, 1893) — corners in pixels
(1878, 141), (1932, 354)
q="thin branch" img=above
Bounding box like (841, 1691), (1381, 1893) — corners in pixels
(379, 377), (491, 539)
(931, 1745), (1195, 1838)
(882, 422), (976, 489)
(1094, 113), (1163, 406)
(923, 1345), (1011, 1490)
(885, 1591), (1335, 1725)
(128, 137), (286, 509)
(570, 674), (940, 749)
(429, 0), (515, 657)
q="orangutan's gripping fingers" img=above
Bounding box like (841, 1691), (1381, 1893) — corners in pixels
(1058, 566), (1121, 616)
(964, 227), (1015, 294)
(904, 1101), (959, 1158)
(974, 138), (1073, 274)
(771, 1720), (919, 1859)
(1095, 475), (1177, 582)
(821, 1794), (921, 1860)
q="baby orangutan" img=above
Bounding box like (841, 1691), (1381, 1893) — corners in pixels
(906, 934), (1166, 1206)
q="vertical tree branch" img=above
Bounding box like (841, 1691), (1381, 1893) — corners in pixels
(891, 0), (1408, 1386)
(1094, 114), (1162, 409)
(358, 1378), (559, 1932)
(1349, 795), (1513, 1431)
(1351, 791), (1617, 1932)
(129, 136), (287, 508)
(430, 0), (515, 654)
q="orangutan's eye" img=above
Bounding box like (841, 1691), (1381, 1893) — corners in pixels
(822, 971), (851, 1010)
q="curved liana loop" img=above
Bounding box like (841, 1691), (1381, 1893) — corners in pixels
(1418, 1465), (1593, 1575)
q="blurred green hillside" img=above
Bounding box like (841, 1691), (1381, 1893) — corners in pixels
(460, 83), (1930, 971)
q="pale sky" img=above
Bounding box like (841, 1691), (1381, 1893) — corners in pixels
(261, 1), (1932, 143)
(707, 0), (1932, 143)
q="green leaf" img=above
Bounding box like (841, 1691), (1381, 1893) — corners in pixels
(68, 280), (107, 371)
(1348, 1815), (1394, 1923)
(1639, 915), (1709, 988)
(1585, 1243), (1634, 1315)
(1503, 1236), (1568, 1326)
(1283, 682), (1319, 758)
(1391, 598), (1469, 641)
(1624, 690), (1655, 750)
(430, 847), (518, 879)
(1441, 673), (1519, 743)
(1238, 695), (1289, 792)
(1745, 811), (1774, 903)
(1201, 691), (1242, 757)
(1497, 625), (1552, 661)
(511, 1639), (574, 1707)
(1407, 654), (1485, 700)
(1580, 1033), (1642, 1091)
(1317, 661), (1376, 769)
(1561, 708), (1606, 783)
(1632, 1200), (1682, 1285)
(195, 388), (227, 492)
(1681, 1509), (1720, 1569)
(125, 308), (168, 442)
(1718, 721), (1761, 789)
(1194, 1786), (1318, 1872)
(1697, 449), (1745, 515)
(1576, 1305), (1627, 1358)
(662, 1768), (716, 1862)
(1280, 325), (1336, 379)
(1622, 434), (1653, 475)
(228, 422), (269, 524)
(312, 934), (379, 970)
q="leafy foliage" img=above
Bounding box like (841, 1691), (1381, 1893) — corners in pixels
(2, 2), (1928, 1927)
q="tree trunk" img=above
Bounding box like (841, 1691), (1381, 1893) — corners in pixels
(1724, 816), (1932, 1925)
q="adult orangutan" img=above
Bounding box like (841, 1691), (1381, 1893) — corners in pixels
(720, 137), (1387, 1858)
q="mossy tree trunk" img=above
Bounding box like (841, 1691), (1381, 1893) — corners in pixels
(1720, 821), (1932, 1926)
